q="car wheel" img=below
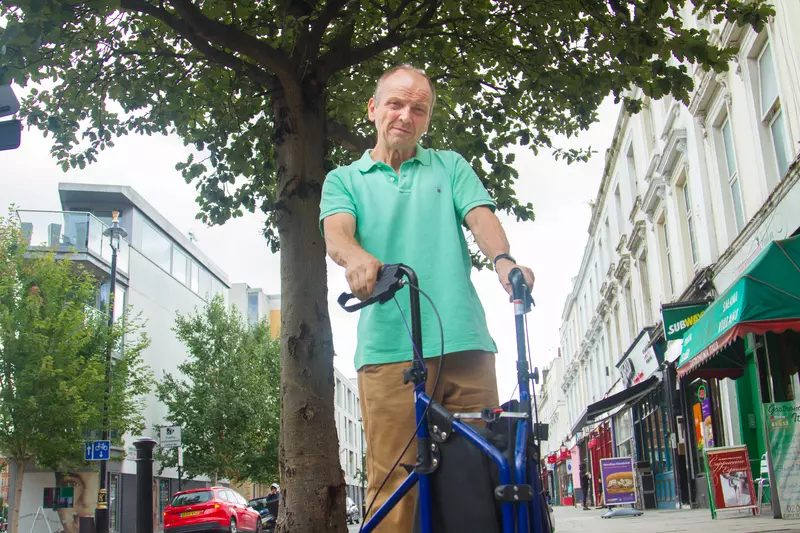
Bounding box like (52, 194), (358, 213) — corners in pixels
(228, 517), (237, 533)
(256, 517), (263, 533)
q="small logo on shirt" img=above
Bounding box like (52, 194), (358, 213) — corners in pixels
(435, 185), (441, 193)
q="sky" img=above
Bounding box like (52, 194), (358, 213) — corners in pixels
(0, 94), (620, 401)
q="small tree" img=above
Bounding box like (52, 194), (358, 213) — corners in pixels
(0, 211), (152, 533)
(156, 295), (280, 486)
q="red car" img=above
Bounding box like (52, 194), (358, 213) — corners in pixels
(164, 487), (263, 533)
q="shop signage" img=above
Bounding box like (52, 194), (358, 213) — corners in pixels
(693, 403), (705, 451)
(617, 328), (660, 387)
(704, 446), (757, 517)
(678, 282), (745, 369)
(764, 401), (800, 519)
(697, 385), (707, 402)
(662, 301), (710, 341)
(600, 457), (637, 505)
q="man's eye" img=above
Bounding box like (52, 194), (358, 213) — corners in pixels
(388, 102), (402, 109)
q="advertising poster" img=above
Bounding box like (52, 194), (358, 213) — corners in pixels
(764, 401), (800, 518)
(600, 457), (636, 505)
(693, 403), (704, 451)
(43, 487), (56, 510)
(704, 446), (757, 515)
(701, 399), (715, 448)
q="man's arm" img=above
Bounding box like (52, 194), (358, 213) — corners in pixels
(465, 206), (535, 295)
(323, 212), (383, 301)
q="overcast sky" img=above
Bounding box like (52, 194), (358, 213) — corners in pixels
(0, 95), (619, 401)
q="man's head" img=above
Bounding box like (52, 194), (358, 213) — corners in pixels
(368, 65), (435, 152)
(270, 483), (279, 494)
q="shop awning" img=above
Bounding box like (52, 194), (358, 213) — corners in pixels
(677, 235), (800, 378)
(570, 375), (660, 435)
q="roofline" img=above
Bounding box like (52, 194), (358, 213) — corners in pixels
(58, 183), (230, 286)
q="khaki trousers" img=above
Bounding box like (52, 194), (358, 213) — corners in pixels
(357, 350), (500, 533)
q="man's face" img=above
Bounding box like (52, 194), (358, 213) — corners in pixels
(368, 70), (433, 151)
(270, 488), (277, 495)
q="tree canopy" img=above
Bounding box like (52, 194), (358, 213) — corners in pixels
(156, 295), (281, 486)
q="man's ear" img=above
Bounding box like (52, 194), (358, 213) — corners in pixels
(367, 97), (377, 121)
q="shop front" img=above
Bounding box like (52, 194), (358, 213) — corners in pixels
(617, 328), (679, 509)
(587, 422), (613, 506)
(677, 234), (800, 517)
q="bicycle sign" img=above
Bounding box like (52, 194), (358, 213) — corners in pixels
(84, 440), (111, 461)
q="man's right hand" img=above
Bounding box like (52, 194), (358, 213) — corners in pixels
(345, 252), (384, 301)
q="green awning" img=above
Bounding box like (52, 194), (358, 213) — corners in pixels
(677, 235), (800, 378)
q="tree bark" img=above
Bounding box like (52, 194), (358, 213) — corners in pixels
(274, 91), (346, 533)
(10, 458), (27, 533)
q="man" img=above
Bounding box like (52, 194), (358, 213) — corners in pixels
(320, 65), (535, 532)
(266, 483), (279, 502)
(580, 464), (590, 510)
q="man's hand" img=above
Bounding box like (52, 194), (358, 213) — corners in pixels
(345, 251), (384, 301)
(495, 258), (535, 299)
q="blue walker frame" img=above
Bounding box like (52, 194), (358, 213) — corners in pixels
(340, 264), (548, 533)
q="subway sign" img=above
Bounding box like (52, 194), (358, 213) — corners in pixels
(661, 301), (710, 342)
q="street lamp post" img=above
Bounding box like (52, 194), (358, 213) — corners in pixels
(96, 211), (127, 533)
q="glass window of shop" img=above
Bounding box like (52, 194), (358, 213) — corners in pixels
(684, 378), (726, 475)
(633, 388), (673, 476)
(614, 409), (634, 457)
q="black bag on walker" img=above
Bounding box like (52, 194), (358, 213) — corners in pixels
(413, 400), (553, 533)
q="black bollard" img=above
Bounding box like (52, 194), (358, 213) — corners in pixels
(134, 438), (157, 533)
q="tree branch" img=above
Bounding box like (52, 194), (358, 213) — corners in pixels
(304, 0), (351, 58)
(120, 0), (301, 112)
(326, 120), (373, 152)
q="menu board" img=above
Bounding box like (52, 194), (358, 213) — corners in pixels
(701, 399), (715, 448)
(764, 401), (800, 518)
(600, 457), (637, 506)
(704, 446), (757, 516)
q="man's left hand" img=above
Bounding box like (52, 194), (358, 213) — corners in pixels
(495, 259), (535, 299)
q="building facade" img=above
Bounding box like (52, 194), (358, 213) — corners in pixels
(334, 369), (366, 515)
(555, 0), (800, 513)
(13, 183), (235, 533)
(538, 355), (569, 505)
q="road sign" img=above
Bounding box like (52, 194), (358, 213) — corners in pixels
(85, 440), (111, 461)
(160, 426), (182, 448)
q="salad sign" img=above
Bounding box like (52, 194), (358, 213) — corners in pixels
(600, 457), (637, 505)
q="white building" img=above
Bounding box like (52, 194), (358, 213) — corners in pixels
(556, 0), (800, 510)
(230, 282), (281, 338)
(334, 368), (365, 513)
(13, 183), (239, 533)
(538, 355), (567, 458)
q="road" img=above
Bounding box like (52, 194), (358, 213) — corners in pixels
(347, 522), (362, 533)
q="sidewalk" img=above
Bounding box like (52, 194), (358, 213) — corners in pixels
(553, 504), (800, 533)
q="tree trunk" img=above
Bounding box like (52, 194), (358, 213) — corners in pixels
(10, 459), (27, 533)
(274, 93), (346, 533)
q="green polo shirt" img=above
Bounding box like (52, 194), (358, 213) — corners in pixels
(320, 144), (497, 370)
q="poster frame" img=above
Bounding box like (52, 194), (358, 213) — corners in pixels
(703, 445), (758, 519)
(599, 456), (637, 507)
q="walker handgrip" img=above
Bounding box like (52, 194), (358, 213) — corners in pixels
(509, 268), (534, 313)
(337, 264), (405, 312)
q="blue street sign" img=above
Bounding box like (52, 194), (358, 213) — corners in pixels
(85, 440), (111, 461)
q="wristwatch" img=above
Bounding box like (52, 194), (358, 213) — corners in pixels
(493, 253), (516, 267)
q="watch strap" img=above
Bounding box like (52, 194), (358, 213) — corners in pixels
(493, 253), (516, 266)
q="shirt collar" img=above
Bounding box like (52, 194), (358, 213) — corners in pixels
(355, 144), (432, 173)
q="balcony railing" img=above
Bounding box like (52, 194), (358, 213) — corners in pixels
(16, 210), (130, 275)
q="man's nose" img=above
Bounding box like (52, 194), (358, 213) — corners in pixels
(398, 107), (411, 122)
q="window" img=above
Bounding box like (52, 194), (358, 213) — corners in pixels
(336, 379), (343, 407)
(190, 261), (199, 292)
(248, 293), (259, 326)
(638, 253), (653, 325)
(757, 42), (791, 178)
(198, 267), (211, 300)
(141, 221), (171, 271)
(604, 218), (612, 265)
(682, 184), (699, 266)
(624, 281), (637, 339)
(613, 304), (623, 360)
(720, 118), (746, 232)
(643, 104), (657, 154)
(662, 221), (675, 296)
(626, 146), (638, 205)
(172, 247), (188, 284)
(614, 185), (625, 234)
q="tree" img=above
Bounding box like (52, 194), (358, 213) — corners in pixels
(156, 295), (280, 486)
(0, 0), (773, 530)
(0, 211), (152, 533)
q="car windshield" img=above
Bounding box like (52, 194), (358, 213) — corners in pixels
(171, 491), (212, 507)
